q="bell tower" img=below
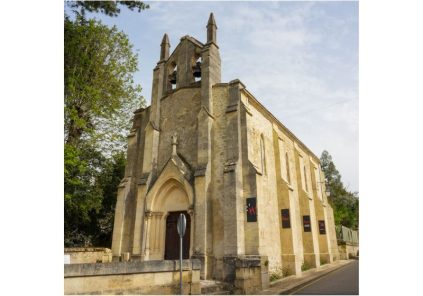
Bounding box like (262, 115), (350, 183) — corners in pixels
(135, 13), (222, 278)
(147, 13), (221, 99)
(201, 12), (221, 112)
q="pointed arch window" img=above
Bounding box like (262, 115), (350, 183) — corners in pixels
(286, 152), (291, 184)
(314, 166), (323, 201)
(303, 165), (308, 192)
(260, 134), (266, 175)
(278, 138), (291, 184)
(299, 155), (308, 192)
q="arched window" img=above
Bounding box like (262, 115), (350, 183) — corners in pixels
(303, 165), (308, 192)
(314, 166), (322, 200)
(299, 155), (309, 192)
(285, 152), (291, 184)
(260, 134), (266, 175)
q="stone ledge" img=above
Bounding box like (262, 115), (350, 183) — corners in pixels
(64, 247), (111, 253)
(64, 259), (201, 277)
(226, 104), (238, 113)
(194, 165), (207, 177)
(235, 256), (262, 268)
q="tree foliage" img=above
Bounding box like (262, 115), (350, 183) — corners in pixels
(64, 143), (105, 246)
(67, 1), (150, 17)
(320, 150), (359, 229)
(64, 15), (144, 152)
(65, 146), (126, 247)
(64, 4), (147, 247)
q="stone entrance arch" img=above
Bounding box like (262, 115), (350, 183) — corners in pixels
(144, 177), (194, 260)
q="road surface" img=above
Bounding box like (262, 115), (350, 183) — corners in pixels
(292, 260), (359, 295)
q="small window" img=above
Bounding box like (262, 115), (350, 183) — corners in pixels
(299, 156), (307, 191)
(278, 139), (287, 181)
(303, 165), (308, 192)
(314, 166), (323, 201)
(286, 152), (291, 184)
(260, 134), (266, 175)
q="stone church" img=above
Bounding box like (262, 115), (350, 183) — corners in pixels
(111, 13), (339, 282)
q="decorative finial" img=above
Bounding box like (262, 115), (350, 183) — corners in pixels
(207, 13), (217, 44)
(160, 33), (170, 61)
(171, 132), (178, 155)
(208, 13), (216, 26)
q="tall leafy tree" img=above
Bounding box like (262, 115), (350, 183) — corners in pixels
(64, 16), (144, 152)
(65, 143), (105, 246)
(91, 151), (127, 247)
(320, 150), (359, 229)
(64, 4), (148, 246)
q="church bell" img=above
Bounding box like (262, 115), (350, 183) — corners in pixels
(192, 61), (201, 78)
(169, 70), (177, 84)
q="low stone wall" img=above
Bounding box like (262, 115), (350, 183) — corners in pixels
(338, 243), (359, 260)
(64, 259), (201, 295)
(64, 248), (112, 264)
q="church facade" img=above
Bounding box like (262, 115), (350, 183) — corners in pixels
(111, 13), (339, 281)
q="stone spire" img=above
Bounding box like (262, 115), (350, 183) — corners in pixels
(207, 13), (217, 45)
(160, 33), (170, 61)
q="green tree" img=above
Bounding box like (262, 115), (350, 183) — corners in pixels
(320, 150), (359, 229)
(64, 16), (144, 152)
(64, 8), (147, 246)
(64, 143), (105, 246)
(90, 151), (126, 247)
(65, 145), (126, 247)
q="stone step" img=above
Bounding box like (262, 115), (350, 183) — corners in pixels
(200, 280), (233, 295)
(209, 290), (231, 295)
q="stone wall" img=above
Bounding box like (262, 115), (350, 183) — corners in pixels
(242, 91), (282, 271)
(233, 256), (269, 294)
(158, 87), (201, 172)
(64, 248), (112, 264)
(210, 84), (230, 278)
(238, 87), (339, 277)
(64, 259), (201, 295)
(338, 243), (359, 260)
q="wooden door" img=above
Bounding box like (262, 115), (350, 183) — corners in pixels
(164, 211), (190, 260)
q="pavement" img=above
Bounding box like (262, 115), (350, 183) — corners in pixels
(293, 260), (358, 295)
(260, 259), (356, 295)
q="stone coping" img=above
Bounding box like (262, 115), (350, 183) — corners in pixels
(235, 256), (263, 268)
(64, 247), (111, 253)
(64, 259), (201, 277)
(337, 241), (359, 246)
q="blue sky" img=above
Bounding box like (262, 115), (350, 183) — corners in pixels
(66, 1), (358, 192)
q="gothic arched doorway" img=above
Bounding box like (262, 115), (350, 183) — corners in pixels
(164, 211), (191, 260)
(144, 175), (194, 260)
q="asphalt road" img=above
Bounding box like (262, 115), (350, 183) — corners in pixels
(292, 260), (359, 295)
